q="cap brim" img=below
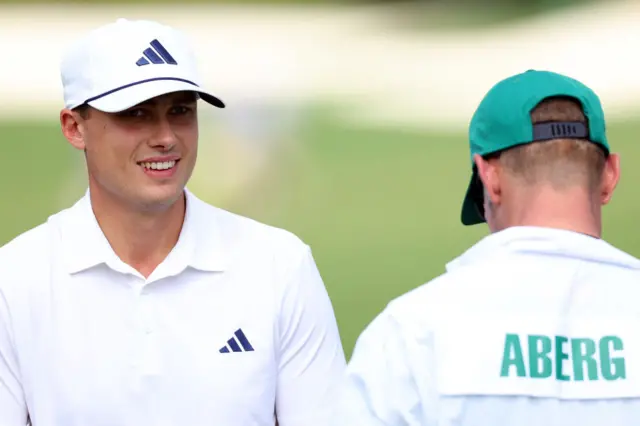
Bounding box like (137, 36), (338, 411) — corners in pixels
(461, 169), (486, 226)
(87, 78), (225, 112)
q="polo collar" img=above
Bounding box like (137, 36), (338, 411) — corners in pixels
(165, 188), (228, 273)
(56, 188), (227, 275)
(446, 226), (640, 273)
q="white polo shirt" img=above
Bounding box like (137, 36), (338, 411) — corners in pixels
(338, 226), (640, 426)
(0, 189), (346, 426)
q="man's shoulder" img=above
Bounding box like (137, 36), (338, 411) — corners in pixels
(0, 222), (53, 263)
(0, 199), (84, 286)
(0, 222), (55, 294)
(380, 261), (492, 331)
(382, 233), (640, 328)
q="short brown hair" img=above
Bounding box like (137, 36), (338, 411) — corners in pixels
(73, 104), (91, 119)
(498, 97), (606, 191)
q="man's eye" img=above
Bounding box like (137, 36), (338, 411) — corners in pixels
(118, 108), (145, 118)
(171, 106), (192, 115)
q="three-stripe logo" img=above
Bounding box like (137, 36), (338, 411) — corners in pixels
(219, 328), (255, 353)
(136, 39), (178, 66)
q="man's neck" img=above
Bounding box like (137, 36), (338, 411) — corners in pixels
(504, 187), (602, 239)
(89, 187), (187, 278)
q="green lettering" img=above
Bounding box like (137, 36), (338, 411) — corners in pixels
(600, 336), (626, 380)
(571, 338), (598, 381)
(528, 335), (552, 378)
(555, 336), (570, 381)
(501, 334), (526, 377)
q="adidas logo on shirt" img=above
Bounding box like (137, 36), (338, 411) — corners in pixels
(136, 39), (178, 66)
(219, 328), (254, 353)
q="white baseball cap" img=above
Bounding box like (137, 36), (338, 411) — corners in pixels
(60, 18), (225, 112)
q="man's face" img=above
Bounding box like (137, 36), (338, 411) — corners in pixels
(78, 91), (199, 211)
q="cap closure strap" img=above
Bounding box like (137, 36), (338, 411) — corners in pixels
(532, 121), (589, 142)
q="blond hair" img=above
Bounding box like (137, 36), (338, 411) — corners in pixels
(499, 97), (606, 191)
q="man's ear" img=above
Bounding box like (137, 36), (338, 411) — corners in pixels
(601, 152), (620, 205)
(60, 108), (87, 151)
(473, 153), (502, 206)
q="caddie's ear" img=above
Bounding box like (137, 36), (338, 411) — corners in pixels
(473, 153), (502, 206)
(601, 152), (620, 206)
(60, 107), (88, 151)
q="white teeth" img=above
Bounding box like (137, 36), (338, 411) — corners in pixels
(142, 160), (176, 170)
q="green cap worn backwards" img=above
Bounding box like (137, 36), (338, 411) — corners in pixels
(461, 69), (610, 226)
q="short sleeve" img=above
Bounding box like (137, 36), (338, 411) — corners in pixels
(335, 309), (424, 426)
(0, 285), (28, 425)
(275, 245), (347, 426)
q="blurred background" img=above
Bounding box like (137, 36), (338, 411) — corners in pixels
(1, 0), (639, 359)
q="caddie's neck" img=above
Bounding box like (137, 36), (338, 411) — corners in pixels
(502, 185), (602, 239)
(88, 182), (186, 278)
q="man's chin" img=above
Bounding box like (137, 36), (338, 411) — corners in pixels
(135, 185), (186, 213)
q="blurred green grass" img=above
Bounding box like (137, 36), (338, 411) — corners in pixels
(0, 122), (79, 243)
(1, 109), (639, 358)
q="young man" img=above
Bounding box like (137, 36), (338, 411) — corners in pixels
(337, 70), (640, 425)
(0, 19), (346, 426)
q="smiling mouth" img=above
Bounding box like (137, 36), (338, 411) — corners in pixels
(139, 160), (178, 171)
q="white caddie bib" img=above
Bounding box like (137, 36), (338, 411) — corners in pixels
(434, 316), (640, 400)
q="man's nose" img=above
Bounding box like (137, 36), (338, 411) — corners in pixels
(148, 116), (178, 150)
